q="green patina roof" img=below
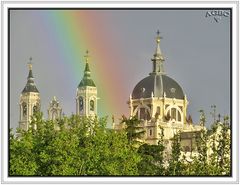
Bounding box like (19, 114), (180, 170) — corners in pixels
(85, 62), (90, 72)
(78, 78), (96, 87)
(22, 69), (39, 93)
(22, 84), (39, 93)
(78, 62), (96, 88)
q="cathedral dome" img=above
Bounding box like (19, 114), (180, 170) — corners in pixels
(132, 74), (184, 99)
(131, 31), (184, 100)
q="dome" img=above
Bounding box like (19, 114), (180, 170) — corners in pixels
(132, 74), (184, 100)
(78, 78), (96, 87)
(22, 83), (39, 93)
(22, 65), (39, 93)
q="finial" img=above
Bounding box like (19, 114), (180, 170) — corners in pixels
(28, 57), (33, 70)
(84, 50), (90, 63)
(156, 30), (162, 44)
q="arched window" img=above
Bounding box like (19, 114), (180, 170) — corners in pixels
(22, 103), (27, 117)
(90, 100), (94, 111)
(140, 108), (145, 120)
(139, 108), (150, 120)
(79, 97), (83, 111)
(171, 108), (176, 120)
(33, 105), (39, 114)
(167, 108), (182, 122)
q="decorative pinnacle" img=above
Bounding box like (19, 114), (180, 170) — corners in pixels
(28, 57), (33, 70)
(84, 50), (90, 63)
(156, 30), (162, 44)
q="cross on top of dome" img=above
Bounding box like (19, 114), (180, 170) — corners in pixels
(84, 50), (90, 63)
(156, 30), (163, 43)
(28, 57), (33, 70)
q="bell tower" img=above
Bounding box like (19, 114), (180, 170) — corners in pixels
(19, 58), (41, 131)
(76, 51), (98, 117)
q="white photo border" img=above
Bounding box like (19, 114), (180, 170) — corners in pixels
(1, 1), (239, 184)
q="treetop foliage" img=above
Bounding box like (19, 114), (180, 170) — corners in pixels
(10, 112), (231, 176)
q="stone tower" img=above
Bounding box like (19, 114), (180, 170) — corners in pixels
(19, 60), (40, 131)
(76, 51), (97, 117)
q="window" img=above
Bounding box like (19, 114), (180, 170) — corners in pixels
(178, 111), (181, 121)
(90, 100), (94, 111)
(140, 108), (145, 120)
(22, 103), (27, 117)
(33, 105), (38, 114)
(155, 106), (160, 118)
(146, 112), (151, 120)
(171, 108), (176, 120)
(79, 97), (83, 111)
(167, 108), (182, 122)
(149, 129), (153, 136)
(157, 106), (160, 114)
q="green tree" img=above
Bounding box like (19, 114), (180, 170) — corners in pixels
(10, 113), (141, 176)
(208, 116), (231, 175)
(191, 128), (209, 175)
(121, 115), (145, 144)
(9, 128), (37, 175)
(137, 143), (165, 175)
(167, 132), (184, 176)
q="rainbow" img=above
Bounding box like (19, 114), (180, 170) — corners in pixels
(38, 10), (130, 119)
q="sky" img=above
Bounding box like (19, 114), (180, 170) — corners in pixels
(9, 9), (231, 130)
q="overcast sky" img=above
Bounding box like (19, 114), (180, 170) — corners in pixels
(10, 9), (231, 130)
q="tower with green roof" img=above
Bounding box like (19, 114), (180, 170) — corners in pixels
(19, 59), (41, 130)
(76, 51), (98, 117)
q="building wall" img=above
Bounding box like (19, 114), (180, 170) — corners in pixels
(19, 92), (40, 131)
(76, 86), (97, 116)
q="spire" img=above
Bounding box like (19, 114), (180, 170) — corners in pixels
(28, 57), (32, 69)
(78, 50), (96, 87)
(155, 30), (162, 56)
(84, 50), (90, 73)
(150, 30), (165, 75)
(22, 57), (39, 93)
(27, 57), (34, 79)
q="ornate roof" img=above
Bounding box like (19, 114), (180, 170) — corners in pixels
(131, 31), (184, 100)
(78, 51), (96, 88)
(22, 62), (39, 93)
(132, 74), (184, 99)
